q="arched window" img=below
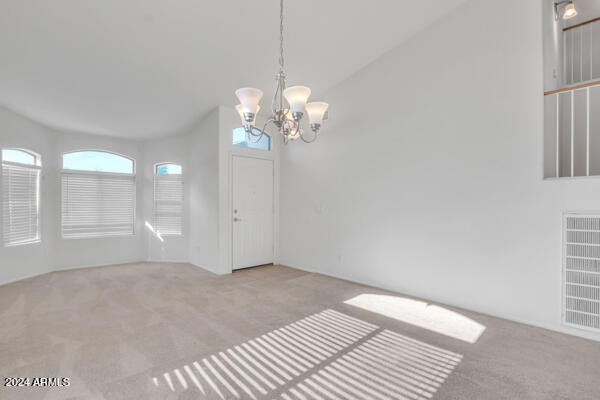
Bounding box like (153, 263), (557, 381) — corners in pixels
(63, 150), (134, 174)
(61, 150), (136, 238)
(156, 163), (182, 175)
(2, 148), (41, 167)
(2, 149), (41, 246)
(153, 163), (183, 236)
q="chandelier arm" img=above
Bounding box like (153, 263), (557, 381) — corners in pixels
(248, 117), (276, 139)
(262, 117), (276, 133)
(298, 128), (318, 143)
(246, 128), (264, 143)
(248, 135), (263, 144)
(291, 119), (300, 135)
(248, 129), (263, 138)
(244, 122), (267, 148)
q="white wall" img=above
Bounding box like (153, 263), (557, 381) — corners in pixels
(280, 0), (600, 341)
(188, 108), (220, 272)
(543, 0), (563, 91)
(0, 107), (57, 283)
(0, 104), (225, 281)
(0, 106), (146, 281)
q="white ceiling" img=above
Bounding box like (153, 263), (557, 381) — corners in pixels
(0, 0), (467, 140)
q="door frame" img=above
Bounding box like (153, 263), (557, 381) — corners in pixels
(229, 152), (278, 271)
(218, 106), (281, 275)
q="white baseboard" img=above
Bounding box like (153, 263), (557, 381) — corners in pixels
(188, 262), (226, 275)
(54, 259), (144, 272)
(1, 259), (188, 285)
(0, 270), (52, 286)
(145, 258), (188, 263)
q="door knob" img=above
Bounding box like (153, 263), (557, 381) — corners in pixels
(233, 217), (242, 222)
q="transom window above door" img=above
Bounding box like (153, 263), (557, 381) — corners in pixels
(63, 150), (134, 174)
(233, 127), (271, 151)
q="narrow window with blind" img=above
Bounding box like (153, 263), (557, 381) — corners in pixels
(62, 151), (136, 238)
(2, 149), (41, 247)
(154, 163), (183, 236)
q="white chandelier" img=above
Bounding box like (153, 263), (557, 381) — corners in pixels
(234, 0), (329, 144)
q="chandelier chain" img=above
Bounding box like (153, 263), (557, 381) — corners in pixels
(279, 0), (284, 72)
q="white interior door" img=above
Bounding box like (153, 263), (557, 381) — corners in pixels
(232, 155), (274, 270)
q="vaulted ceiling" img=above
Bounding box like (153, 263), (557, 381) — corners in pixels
(0, 0), (467, 139)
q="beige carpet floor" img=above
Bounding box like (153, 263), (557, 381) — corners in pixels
(0, 262), (599, 400)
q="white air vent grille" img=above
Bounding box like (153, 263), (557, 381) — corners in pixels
(563, 214), (600, 331)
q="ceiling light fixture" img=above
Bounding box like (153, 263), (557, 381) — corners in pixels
(234, 0), (329, 144)
(554, 1), (578, 20)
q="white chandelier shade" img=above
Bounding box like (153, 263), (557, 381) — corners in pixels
(235, 88), (263, 115)
(236, 104), (259, 125)
(235, 104), (243, 122)
(305, 102), (329, 125)
(283, 86), (311, 114)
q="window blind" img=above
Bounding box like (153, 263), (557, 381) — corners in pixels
(62, 172), (135, 238)
(153, 174), (183, 235)
(2, 163), (41, 246)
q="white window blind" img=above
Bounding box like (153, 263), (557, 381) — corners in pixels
(62, 172), (135, 238)
(153, 174), (183, 236)
(2, 163), (41, 246)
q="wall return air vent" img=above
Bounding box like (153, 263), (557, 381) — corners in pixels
(563, 213), (600, 332)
